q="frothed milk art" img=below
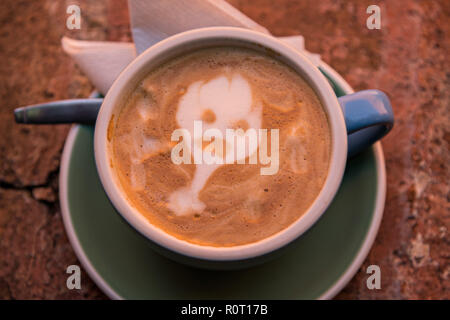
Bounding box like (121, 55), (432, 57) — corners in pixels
(169, 74), (279, 215)
(110, 47), (331, 246)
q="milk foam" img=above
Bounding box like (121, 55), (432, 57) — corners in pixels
(112, 47), (331, 246)
(168, 74), (262, 215)
(136, 97), (157, 121)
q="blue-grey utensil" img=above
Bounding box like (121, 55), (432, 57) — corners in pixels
(14, 99), (103, 125)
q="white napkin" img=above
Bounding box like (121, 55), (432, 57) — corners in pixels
(129, 0), (270, 54)
(62, 0), (321, 95)
(62, 38), (136, 95)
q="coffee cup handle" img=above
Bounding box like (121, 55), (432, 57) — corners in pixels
(337, 89), (394, 157)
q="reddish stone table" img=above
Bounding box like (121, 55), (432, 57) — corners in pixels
(0, 0), (448, 299)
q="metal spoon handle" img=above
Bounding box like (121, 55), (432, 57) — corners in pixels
(14, 98), (103, 124)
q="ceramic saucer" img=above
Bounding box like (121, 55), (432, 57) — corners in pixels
(59, 62), (386, 299)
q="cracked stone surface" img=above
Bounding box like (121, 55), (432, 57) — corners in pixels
(0, 0), (448, 299)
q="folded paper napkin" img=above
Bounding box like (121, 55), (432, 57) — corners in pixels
(62, 0), (321, 95)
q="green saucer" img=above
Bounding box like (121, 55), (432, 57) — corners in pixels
(59, 63), (386, 299)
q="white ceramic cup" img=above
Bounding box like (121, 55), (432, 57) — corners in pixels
(94, 27), (355, 269)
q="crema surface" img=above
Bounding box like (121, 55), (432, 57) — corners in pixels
(111, 47), (331, 246)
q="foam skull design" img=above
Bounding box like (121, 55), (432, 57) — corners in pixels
(168, 74), (262, 215)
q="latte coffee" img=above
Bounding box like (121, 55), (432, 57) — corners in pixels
(110, 46), (331, 246)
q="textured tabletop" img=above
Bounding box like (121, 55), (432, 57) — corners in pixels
(0, 0), (448, 299)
